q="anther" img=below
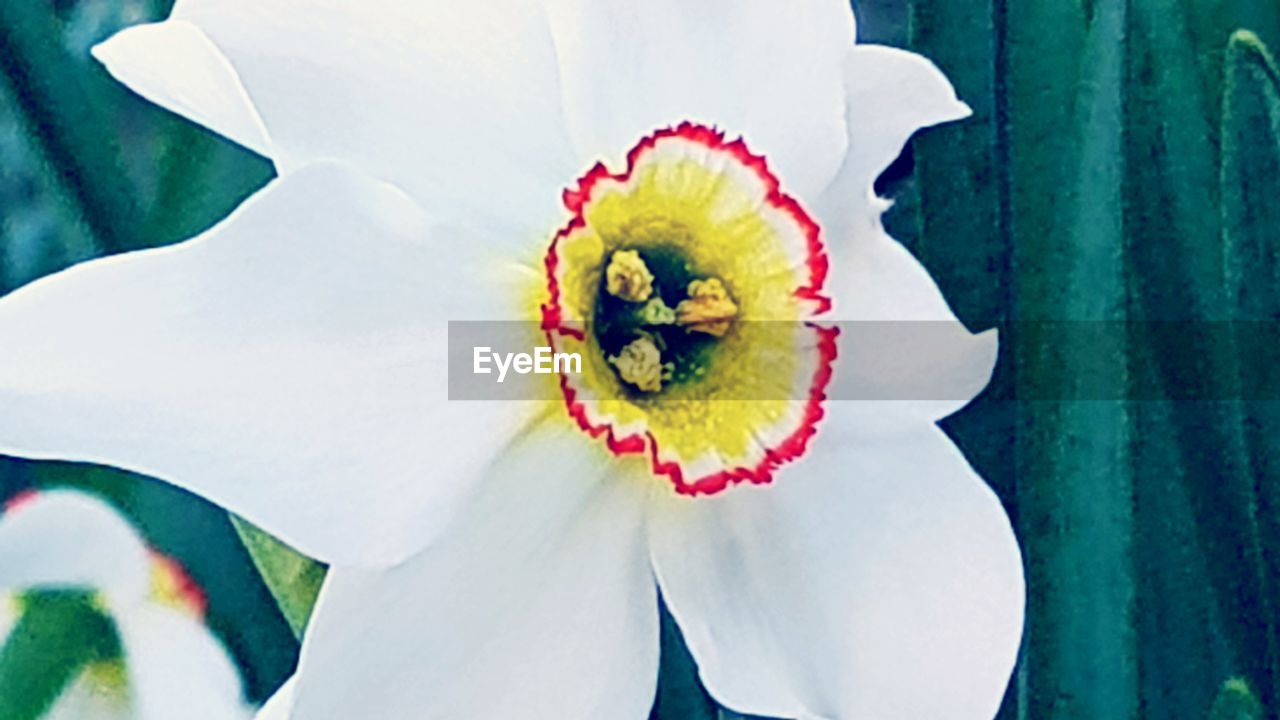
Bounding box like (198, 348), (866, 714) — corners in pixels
(605, 250), (655, 303)
(609, 335), (670, 393)
(677, 278), (738, 337)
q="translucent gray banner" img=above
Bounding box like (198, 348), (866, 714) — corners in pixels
(447, 321), (1278, 401)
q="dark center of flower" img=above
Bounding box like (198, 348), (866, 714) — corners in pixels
(592, 246), (738, 396)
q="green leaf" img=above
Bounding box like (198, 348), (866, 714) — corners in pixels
(909, 0), (1007, 325)
(1127, 4), (1278, 712)
(648, 602), (718, 720)
(1005, 2), (1137, 719)
(1123, 0), (1248, 701)
(912, 3), (1280, 719)
(1209, 678), (1265, 720)
(1224, 30), (1280, 315)
(0, 592), (121, 720)
(0, 1), (142, 255)
(140, 118), (274, 247)
(231, 517), (327, 639)
(1222, 28), (1280, 711)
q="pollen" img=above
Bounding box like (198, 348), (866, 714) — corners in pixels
(677, 278), (738, 337)
(609, 335), (670, 393)
(605, 250), (655, 303)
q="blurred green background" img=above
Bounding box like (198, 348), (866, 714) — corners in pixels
(2, 0), (1280, 718)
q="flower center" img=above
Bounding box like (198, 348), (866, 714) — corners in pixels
(596, 248), (740, 395)
(542, 123), (837, 495)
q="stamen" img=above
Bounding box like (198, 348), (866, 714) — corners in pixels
(605, 250), (655, 303)
(677, 278), (738, 337)
(609, 335), (671, 393)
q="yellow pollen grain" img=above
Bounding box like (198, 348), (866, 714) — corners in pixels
(677, 278), (738, 337)
(605, 250), (655, 303)
(609, 336), (668, 393)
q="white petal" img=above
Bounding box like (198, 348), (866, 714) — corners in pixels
(123, 0), (581, 234)
(820, 45), (971, 217)
(819, 45), (971, 315)
(0, 163), (532, 566)
(546, 0), (853, 200)
(254, 677), (296, 720)
(92, 21), (272, 157)
(816, 47), (992, 425)
(43, 671), (132, 720)
(824, 230), (1000, 431)
(0, 491), (149, 603)
(649, 427), (1024, 719)
(832, 227), (977, 323)
(115, 604), (249, 720)
(289, 426), (659, 720)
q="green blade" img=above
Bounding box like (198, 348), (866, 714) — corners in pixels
(1222, 28), (1280, 712)
(231, 516), (327, 640)
(1127, 1), (1278, 710)
(1005, 1), (1137, 718)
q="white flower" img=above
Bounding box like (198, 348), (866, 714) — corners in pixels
(0, 1), (1025, 718)
(0, 491), (249, 720)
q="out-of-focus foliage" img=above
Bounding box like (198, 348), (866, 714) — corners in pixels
(1009, 2), (1137, 719)
(0, 592), (121, 720)
(1211, 678), (1266, 720)
(910, 1), (1280, 719)
(1222, 44), (1280, 720)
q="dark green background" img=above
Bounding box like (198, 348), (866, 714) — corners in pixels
(2, 0), (1279, 718)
